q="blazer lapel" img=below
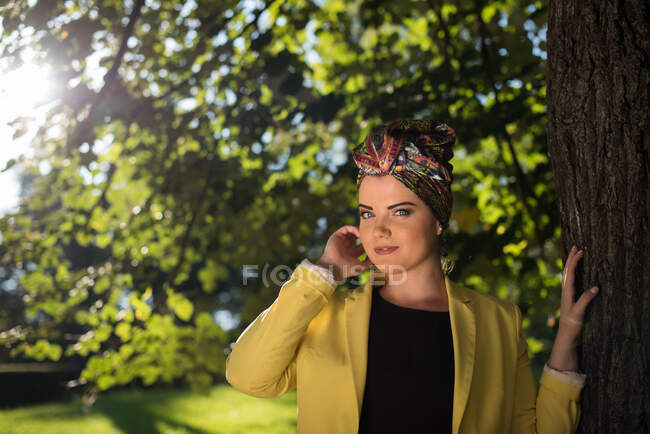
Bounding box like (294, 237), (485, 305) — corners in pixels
(446, 275), (476, 434)
(343, 273), (375, 428)
(343, 271), (476, 434)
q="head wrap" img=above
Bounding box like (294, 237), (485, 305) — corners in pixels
(351, 119), (455, 230)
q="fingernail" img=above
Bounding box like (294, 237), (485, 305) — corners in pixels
(591, 287), (599, 294)
(571, 246), (576, 251)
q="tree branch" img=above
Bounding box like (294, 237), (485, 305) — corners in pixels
(473, 0), (544, 244)
(67, 0), (146, 153)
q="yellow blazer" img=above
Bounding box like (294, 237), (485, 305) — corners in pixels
(226, 263), (583, 434)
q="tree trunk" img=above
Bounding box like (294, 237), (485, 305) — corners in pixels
(546, 1), (649, 433)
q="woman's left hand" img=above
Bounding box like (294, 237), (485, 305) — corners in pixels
(548, 245), (600, 371)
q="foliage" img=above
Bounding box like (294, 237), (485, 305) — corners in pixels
(0, 0), (565, 394)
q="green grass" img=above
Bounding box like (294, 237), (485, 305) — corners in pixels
(0, 383), (297, 434)
(0, 361), (546, 434)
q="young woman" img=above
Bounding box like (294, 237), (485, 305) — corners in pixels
(225, 120), (597, 434)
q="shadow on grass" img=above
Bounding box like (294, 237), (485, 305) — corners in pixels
(1, 382), (298, 433)
(91, 387), (208, 434)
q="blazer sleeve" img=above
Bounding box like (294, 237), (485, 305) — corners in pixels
(225, 261), (338, 398)
(510, 304), (584, 434)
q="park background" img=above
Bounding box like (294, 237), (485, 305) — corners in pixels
(0, 0), (646, 433)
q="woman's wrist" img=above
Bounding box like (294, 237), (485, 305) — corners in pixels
(548, 332), (580, 371)
(315, 258), (343, 281)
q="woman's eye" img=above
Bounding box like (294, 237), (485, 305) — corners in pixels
(359, 209), (410, 219)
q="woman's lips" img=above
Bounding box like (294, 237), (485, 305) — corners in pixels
(374, 246), (399, 255)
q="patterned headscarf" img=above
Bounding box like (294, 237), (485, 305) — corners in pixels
(351, 119), (456, 230)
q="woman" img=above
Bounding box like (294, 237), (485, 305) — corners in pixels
(225, 119), (598, 434)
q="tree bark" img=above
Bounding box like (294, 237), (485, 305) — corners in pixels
(546, 1), (649, 433)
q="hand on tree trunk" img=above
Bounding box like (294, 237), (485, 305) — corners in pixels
(548, 245), (599, 372)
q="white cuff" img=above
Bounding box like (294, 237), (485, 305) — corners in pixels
(543, 362), (587, 388)
(299, 258), (338, 286)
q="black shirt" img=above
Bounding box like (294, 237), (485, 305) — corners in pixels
(357, 287), (455, 434)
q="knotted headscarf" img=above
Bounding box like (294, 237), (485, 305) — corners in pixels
(351, 119), (456, 230)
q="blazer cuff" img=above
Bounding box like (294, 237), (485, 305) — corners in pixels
(299, 258), (338, 287)
(543, 362), (587, 388)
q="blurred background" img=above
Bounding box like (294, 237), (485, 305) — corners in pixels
(1, 0), (564, 432)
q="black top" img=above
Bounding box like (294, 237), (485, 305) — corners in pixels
(357, 287), (455, 434)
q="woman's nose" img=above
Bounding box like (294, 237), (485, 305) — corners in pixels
(373, 221), (391, 237)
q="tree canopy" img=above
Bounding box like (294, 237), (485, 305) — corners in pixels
(0, 0), (562, 395)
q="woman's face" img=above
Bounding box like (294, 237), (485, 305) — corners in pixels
(358, 174), (441, 276)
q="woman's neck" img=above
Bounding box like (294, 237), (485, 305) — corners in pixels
(378, 259), (449, 311)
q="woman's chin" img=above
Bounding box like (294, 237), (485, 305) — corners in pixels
(374, 262), (407, 275)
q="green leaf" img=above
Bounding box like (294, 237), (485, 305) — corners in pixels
(94, 275), (111, 294)
(25, 339), (62, 361)
(167, 289), (194, 322)
(115, 322), (132, 342)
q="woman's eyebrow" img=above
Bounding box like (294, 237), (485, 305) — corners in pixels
(358, 201), (417, 210)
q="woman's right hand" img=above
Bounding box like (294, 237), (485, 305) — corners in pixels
(316, 225), (373, 281)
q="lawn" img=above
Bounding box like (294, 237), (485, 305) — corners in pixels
(0, 362), (546, 434)
(0, 383), (297, 434)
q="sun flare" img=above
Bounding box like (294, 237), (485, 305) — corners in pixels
(0, 50), (53, 215)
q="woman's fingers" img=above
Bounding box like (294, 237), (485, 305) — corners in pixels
(572, 286), (600, 318)
(339, 226), (361, 245)
(351, 243), (365, 255)
(345, 227), (371, 270)
(340, 225), (358, 233)
(560, 244), (599, 330)
(562, 287), (599, 330)
(562, 245), (583, 308)
(561, 246), (574, 311)
(563, 246), (579, 291)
